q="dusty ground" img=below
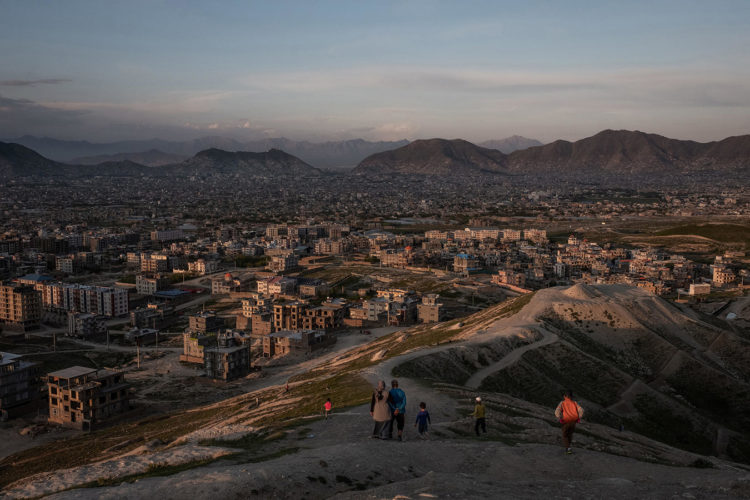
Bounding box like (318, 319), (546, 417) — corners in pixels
(3, 285), (750, 499)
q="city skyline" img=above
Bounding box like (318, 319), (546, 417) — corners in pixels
(1, 1), (749, 143)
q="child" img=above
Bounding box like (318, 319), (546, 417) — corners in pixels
(324, 398), (332, 420)
(414, 401), (431, 438)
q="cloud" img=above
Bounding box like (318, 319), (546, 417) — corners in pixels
(0, 78), (71, 87)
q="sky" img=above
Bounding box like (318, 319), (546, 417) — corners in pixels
(1, 0), (749, 143)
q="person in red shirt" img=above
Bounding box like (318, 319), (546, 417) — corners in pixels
(554, 390), (584, 454)
(324, 398), (332, 420)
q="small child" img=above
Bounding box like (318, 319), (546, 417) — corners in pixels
(324, 398), (332, 420)
(414, 401), (431, 438)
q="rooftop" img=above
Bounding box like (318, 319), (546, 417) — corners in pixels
(48, 366), (97, 379)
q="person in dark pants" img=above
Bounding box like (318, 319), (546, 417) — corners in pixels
(554, 389), (584, 454)
(472, 396), (486, 436)
(387, 379), (407, 441)
(414, 401), (431, 438)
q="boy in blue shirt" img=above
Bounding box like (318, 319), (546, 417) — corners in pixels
(414, 401), (431, 438)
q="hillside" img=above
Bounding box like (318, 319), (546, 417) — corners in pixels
(507, 129), (750, 175)
(353, 138), (507, 175)
(173, 148), (321, 177)
(3, 285), (750, 498)
(0, 141), (67, 177)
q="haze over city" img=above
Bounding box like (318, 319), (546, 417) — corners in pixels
(2, 0), (750, 143)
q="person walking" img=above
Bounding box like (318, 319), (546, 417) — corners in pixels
(472, 396), (487, 436)
(554, 390), (584, 454)
(370, 380), (391, 438)
(324, 398), (332, 420)
(414, 402), (431, 438)
(387, 379), (407, 441)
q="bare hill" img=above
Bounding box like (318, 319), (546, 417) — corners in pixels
(353, 138), (507, 175)
(3, 285), (750, 498)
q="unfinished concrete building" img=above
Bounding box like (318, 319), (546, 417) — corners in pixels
(203, 332), (251, 381)
(47, 366), (130, 430)
(0, 351), (42, 419)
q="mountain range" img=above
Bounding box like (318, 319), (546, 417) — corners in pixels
(0, 142), (319, 178)
(3, 129), (749, 182)
(3, 135), (410, 169)
(354, 129), (750, 177)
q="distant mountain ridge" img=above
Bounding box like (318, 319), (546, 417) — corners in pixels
(354, 138), (507, 176)
(356, 129), (750, 178)
(4, 135), (409, 168)
(479, 135), (543, 153)
(71, 149), (187, 167)
(0, 142), (319, 178)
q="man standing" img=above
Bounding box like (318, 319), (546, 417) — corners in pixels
(554, 389), (584, 454)
(387, 379), (407, 441)
(472, 396), (486, 436)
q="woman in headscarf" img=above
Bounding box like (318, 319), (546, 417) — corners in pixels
(370, 380), (390, 439)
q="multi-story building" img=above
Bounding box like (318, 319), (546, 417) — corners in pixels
(67, 312), (106, 338)
(257, 276), (296, 296)
(0, 283), (42, 333)
(150, 229), (184, 242)
(130, 303), (176, 330)
(273, 301), (308, 331)
(47, 366), (130, 431)
(417, 294), (443, 323)
(0, 351), (42, 418)
(135, 274), (169, 296)
(203, 332), (251, 381)
(189, 311), (224, 334)
(140, 254), (171, 274)
(262, 329), (335, 357)
(188, 258), (219, 275)
(40, 283), (128, 318)
(180, 333), (213, 364)
(55, 257), (77, 274)
(268, 253), (299, 273)
(453, 253), (480, 274)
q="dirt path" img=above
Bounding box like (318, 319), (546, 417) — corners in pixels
(465, 328), (559, 389)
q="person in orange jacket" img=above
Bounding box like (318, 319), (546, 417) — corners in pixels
(554, 390), (584, 454)
(324, 398), (332, 420)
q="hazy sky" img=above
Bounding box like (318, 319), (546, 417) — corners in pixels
(1, 0), (749, 143)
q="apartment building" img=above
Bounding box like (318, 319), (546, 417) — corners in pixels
(0, 283), (42, 332)
(135, 274), (170, 295)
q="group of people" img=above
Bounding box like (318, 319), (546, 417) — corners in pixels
(369, 379), (432, 441)
(364, 380), (584, 453)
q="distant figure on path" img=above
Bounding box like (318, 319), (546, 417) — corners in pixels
(472, 396), (486, 436)
(414, 401), (431, 438)
(554, 389), (584, 454)
(387, 379), (407, 441)
(324, 398), (332, 420)
(370, 380), (390, 438)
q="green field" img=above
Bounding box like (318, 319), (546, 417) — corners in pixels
(655, 224), (750, 244)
